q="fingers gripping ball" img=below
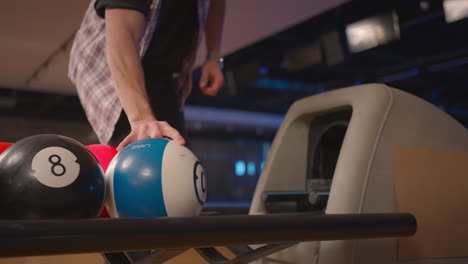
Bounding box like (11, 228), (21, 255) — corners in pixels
(0, 134), (106, 219)
(106, 138), (207, 218)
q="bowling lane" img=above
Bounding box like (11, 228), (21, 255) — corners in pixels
(0, 254), (104, 264)
(0, 248), (236, 264)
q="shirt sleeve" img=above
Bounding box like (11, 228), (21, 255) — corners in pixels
(95, 0), (150, 18)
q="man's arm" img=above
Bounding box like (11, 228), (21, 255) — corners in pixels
(199, 0), (226, 96)
(105, 9), (151, 124)
(105, 8), (185, 150)
(205, 0), (226, 57)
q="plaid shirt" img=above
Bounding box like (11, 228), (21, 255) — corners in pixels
(68, 0), (210, 144)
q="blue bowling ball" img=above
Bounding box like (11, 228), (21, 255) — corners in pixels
(105, 138), (207, 218)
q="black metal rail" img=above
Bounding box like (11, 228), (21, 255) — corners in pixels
(0, 213), (416, 258)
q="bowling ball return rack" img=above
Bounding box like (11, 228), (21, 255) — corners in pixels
(0, 212), (416, 264)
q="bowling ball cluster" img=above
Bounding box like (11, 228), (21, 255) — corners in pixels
(0, 134), (207, 220)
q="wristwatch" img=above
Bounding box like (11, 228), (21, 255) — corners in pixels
(206, 52), (221, 61)
(206, 52), (224, 68)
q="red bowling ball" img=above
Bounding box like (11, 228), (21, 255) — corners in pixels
(0, 142), (12, 154)
(86, 144), (118, 218)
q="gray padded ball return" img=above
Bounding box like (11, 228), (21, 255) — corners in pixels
(250, 83), (468, 263)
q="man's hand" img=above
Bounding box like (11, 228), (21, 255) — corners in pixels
(202, 0), (225, 96)
(117, 119), (186, 151)
(199, 59), (224, 96)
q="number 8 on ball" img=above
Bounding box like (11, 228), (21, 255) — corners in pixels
(31, 147), (80, 188)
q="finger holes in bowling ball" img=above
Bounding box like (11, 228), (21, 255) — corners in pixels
(0, 134), (106, 219)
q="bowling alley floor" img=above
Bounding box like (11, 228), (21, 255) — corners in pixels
(0, 248), (237, 264)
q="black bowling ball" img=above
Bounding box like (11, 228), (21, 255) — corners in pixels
(0, 134), (106, 219)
